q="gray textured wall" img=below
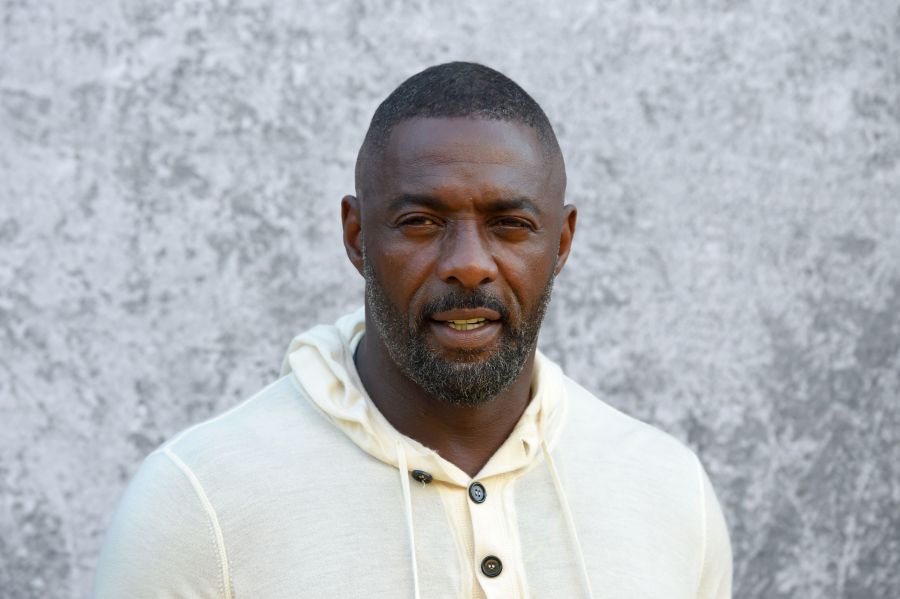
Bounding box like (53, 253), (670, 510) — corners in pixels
(1, 1), (898, 597)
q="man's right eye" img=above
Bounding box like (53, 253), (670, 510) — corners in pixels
(399, 216), (439, 226)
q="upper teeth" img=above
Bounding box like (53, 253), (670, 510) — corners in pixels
(446, 318), (487, 331)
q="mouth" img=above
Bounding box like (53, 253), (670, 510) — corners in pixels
(427, 307), (503, 349)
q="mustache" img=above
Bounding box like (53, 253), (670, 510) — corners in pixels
(418, 289), (510, 324)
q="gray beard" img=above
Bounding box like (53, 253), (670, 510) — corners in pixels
(362, 250), (554, 407)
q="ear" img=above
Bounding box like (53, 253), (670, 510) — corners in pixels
(554, 204), (577, 276)
(341, 195), (364, 276)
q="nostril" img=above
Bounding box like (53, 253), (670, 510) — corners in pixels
(442, 271), (496, 289)
(437, 249), (498, 288)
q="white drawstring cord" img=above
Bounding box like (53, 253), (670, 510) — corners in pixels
(542, 439), (595, 599)
(396, 440), (421, 599)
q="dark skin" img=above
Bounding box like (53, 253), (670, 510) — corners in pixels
(342, 117), (576, 477)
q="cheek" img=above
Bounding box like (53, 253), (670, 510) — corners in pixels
(374, 241), (438, 309)
(494, 242), (556, 310)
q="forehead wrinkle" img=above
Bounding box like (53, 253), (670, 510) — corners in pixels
(393, 170), (544, 203)
(403, 146), (537, 169)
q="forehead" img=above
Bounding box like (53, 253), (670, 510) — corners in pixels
(377, 118), (552, 201)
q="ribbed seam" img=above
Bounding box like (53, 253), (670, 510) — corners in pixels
(694, 453), (708, 599)
(164, 447), (234, 599)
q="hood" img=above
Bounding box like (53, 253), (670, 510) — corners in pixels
(280, 307), (568, 487)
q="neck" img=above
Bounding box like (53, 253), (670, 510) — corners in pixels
(353, 320), (535, 479)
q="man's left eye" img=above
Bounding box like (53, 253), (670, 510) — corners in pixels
(494, 218), (533, 230)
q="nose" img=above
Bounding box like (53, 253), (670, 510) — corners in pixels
(435, 221), (498, 289)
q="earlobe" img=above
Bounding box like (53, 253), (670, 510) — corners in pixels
(554, 205), (577, 276)
(341, 195), (365, 276)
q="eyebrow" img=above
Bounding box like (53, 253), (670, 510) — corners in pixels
(386, 194), (542, 217)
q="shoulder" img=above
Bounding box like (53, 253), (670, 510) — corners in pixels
(561, 375), (698, 470)
(160, 374), (343, 471)
(106, 373), (333, 512)
(93, 449), (229, 597)
(117, 374), (351, 521)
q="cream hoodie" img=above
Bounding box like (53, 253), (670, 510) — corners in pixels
(94, 308), (732, 598)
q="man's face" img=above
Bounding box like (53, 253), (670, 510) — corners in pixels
(352, 118), (574, 406)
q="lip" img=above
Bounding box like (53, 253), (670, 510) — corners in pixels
(427, 319), (502, 352)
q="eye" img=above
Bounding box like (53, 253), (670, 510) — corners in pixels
(397, 214), (441, 228)
(492, 217), (535, 231)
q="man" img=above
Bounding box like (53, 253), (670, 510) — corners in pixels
(94, 62), (732, 598)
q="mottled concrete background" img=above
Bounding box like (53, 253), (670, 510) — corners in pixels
(1, 0), (898, 597)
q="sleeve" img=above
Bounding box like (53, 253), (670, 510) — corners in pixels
(696, 461), (733, 599)
(92, 448), (231, 599)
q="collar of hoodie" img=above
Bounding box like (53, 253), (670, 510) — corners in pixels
(280, 306), (568, 487)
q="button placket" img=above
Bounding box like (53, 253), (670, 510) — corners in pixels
(468, 477), (517, 597)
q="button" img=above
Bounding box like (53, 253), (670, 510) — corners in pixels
(480, 555), (502, 578)
(411, 470), (433, 484)
(468, 482), (486, 503)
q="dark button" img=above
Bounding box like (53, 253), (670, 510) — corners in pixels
(468, 481), (486, 503)
(411, 470), (433, 484)
(480, 555), (502, 578)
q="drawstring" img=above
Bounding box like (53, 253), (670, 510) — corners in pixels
(396, 440), (421, 599)
(542, 439), (595, 599)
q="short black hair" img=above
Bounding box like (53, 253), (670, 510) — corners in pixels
(355, 61), (562, 196)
